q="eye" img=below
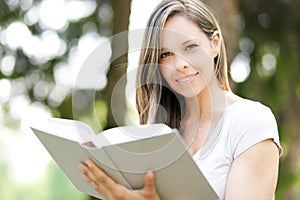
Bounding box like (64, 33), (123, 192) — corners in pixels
(160, 52), (173, 59)
(185, 44), (198, 51)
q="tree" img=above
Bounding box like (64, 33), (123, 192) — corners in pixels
(235, 0), (300, 199)
(103, 0), (131, 129)
(90, 1), (132, 200)
(207, 0), (300, 198)
(0, 0), (130, 199)
(1, 0), (299, 199)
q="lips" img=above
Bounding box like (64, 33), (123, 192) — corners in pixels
(176, 72), (199, 85)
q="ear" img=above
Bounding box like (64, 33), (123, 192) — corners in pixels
(210, 31), (221, 58)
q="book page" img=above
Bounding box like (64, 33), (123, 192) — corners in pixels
(92, 123), (174, 147)
(32, 118), (95, 143)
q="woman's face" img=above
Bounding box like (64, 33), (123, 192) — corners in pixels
(159, 15), (220, 98)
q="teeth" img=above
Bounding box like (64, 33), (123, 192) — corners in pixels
(178, 76), (194, 82)
(177, 73), (198, 82)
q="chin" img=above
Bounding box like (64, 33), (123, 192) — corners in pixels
(175, 88), (204, 98)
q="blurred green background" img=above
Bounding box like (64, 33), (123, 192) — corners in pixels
(0, 0), (299, 199)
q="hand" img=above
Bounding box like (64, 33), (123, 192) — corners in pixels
(78, 158), (160, 200)
(82, 141), (96, 147)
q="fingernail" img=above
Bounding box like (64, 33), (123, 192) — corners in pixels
(78, 163), (84, 170)
(85, 158), (93, 166)
(146, 170), (153, 174)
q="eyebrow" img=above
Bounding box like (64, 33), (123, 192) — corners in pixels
(160, 38), (200, 51)
(181, 38), (199, 46)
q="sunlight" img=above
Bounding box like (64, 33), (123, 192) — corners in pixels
(48, 85), (70, 108)
(0, 55), (15, 76)
(39, 30), (67, 59)
(1, 102), (52, 183)
(126, 0), (162, 110)
(7, 128), (51, 183)
(230, 52), (251, 83)
(1, 0), (97, 65)
(38, 0), (96, 30)
(9, 95), (30, 120)
(0, 0), (161, 186)
(2, 21), (66, 63)
(262, 53), (277, 77)
(52, 32), (111, 90)
(0, 79), (12, 103)
(39, 0), (68, 30)
(24, 5), (39, 25)
(239, 37), (255, 54)
(22, 35), (40, 59)
(66, 0), (96, 22)
(4, 21), (31, 50)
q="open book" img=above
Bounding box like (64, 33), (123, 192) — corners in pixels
(30, 118), (218, 200)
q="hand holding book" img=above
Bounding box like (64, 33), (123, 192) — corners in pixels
(78, 158), (160, 200)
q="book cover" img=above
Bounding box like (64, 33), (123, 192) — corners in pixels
(30, 118), (218, 200)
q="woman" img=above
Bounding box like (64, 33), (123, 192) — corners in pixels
(78, 0), (282, 199)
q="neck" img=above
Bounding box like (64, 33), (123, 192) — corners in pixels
(183, 81), (229, 121)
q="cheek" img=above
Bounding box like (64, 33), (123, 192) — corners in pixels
(186, 48), (214, 67)
(181, 53), (216, 91)
(159, 65), (173, 82)
(185, 50), (215, 78)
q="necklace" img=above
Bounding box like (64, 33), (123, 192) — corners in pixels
(182, 109), (213, 152)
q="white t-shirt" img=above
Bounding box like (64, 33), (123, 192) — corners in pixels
(192, 99), (282, 199)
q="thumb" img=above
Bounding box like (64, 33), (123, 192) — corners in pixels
(144, 170), (156, 192)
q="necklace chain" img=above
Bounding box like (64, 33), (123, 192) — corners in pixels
(197, 109), (213, 131)
(182, 108), (213, 149)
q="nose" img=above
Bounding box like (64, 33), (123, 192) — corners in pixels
(174, 54), (189, 71)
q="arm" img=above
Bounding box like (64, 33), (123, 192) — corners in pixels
(78, 158), (160, 200)
(225, 139), (280, 200)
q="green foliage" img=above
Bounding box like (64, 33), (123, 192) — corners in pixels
(238, 0), (300, 198)
(1, 0), (299, 199)
(0, 1), (113, 199)
(44, 161), (89, 200)
(0, 160), (89, 200)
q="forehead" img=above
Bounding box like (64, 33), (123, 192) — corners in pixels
(161, 15), (207, 47)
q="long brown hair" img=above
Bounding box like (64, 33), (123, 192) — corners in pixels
(136, 0), (230, 129)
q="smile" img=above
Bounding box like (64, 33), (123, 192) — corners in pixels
(176, 72), (199, 85)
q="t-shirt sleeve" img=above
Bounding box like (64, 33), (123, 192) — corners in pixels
(230, 102), (283, 159)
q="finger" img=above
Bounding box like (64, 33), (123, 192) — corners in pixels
(78, 162), (98, 183)
(78, 162), (101, 191)
(81, 173), (91, 183)
(85, 158), (117, 190)
(85, 158), (132, 199)
(144, 171), (157, 194)
(83, 141), (96, 147)
(79, 162), (114, 198)
(83, 173), (114, 198)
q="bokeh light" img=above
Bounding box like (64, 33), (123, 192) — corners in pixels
(230, 52), (251, 83)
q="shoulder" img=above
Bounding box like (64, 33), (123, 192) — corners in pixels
(231, 98), (272, 114)
(229, 99), (277, 130)
(226, 99), (281, 158)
